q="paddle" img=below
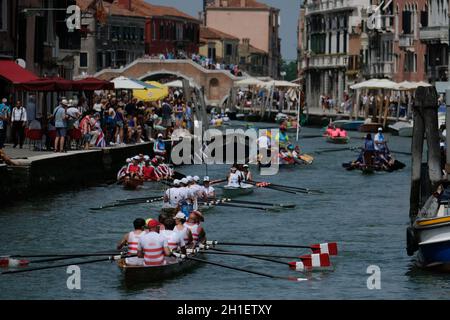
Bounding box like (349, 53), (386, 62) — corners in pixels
(6, 251), (121, 259)
(172, 253), (307, 281)
(259, 182), (324, 194)
(248, 181), (323, 195)
(116, 196), (164, 203)
(224, 198), (296, 209)
(198, 247), (332, 272)
(90, 197), (164, 210)
(314, 147), (357, 155)
(206, 241), (338, 256)
(1, 255), (126, 275)
(199, 201), (281, 212)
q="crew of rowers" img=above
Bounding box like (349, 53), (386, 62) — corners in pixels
(227, 164), (253, 187)
(117, 153), (174, 182)
(163, 175), (217, 217)
(325, 125), (348, 138)
(349, 127), (396, 170)
(117, 210), (206, 267)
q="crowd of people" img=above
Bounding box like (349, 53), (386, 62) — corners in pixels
(0, 86), (195, 153)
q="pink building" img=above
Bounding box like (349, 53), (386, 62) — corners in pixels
(204, 0), (281, 79)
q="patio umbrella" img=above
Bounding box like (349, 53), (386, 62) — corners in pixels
(133, 81), (169, 102)
(112, 76), (147, 90)
(72, 77), (114, 91)
(234, 77), (266, 87)
(350, 78), (399, 90)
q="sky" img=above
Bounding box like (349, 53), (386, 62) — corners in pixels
(145, 0), (300, 61)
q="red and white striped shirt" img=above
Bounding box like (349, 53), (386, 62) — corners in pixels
(184, 222), (202, 244)
(127, 230), (143, 255)
(138, 232), (167, 266)
(160, 229), (185, 251)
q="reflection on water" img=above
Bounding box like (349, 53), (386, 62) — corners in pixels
(1, 124), (449, 299)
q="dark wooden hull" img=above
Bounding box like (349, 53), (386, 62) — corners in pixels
(123, 178), (144, 190)
(359, 123), (383, 133)
(118, 255), (203, 282)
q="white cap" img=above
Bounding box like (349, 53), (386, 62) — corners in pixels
(175, 212), (186, 220)
(243, 164), (249, 168)
(378, 127), (383, 131)
(186, 176), (193, 182)
(193, 176), (200, 182)
(144, 155), (150, 161)
(181, 178), (189, 185)
(61, 99), (68, 105)
(203, 176), (210, 182)
(440, 142), (446, 148)
(133, 156), (140, 160)
(173, 179), (181, 186)
(158, 133), (163, 138)
(126, 158), (132, 163)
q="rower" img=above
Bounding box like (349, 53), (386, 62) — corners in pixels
(189, 176), (205, 210)
(184, 211), (206, 246)
(374, 127), (387, 153)
(202, 176), (216, 200)
(163, 179), (182, 214)
(142, 158), (160, 181)
(276, 126), (290, 149)
(117, 218), (146, 266)
(153, 133), (167, 159)
(127, 156), (142, 177)
(150, 157), (163, 180)
(363, 134), (375, 167)
(173, 211), (194, 246)
(179, 177), (194, 218)
(242, 164), (253, 182)
(137, 220), (171, 267)
(227, 166), (241, 187)
(160, 218), (187, 255)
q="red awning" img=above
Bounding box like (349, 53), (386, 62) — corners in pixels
(17, 77), (74, 92)
(72, 77), (114, 91)
(0, 60), (39, 84)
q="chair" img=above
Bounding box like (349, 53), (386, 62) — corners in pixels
(26, 129), (43, 151)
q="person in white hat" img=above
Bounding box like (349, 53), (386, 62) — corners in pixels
(374, 127), (387, 153)
(173, 211), (193, 246)
(202, 176), (216, 200)
(153, 133), (167, 159)
(188, 175), (204, 210)
(53, 99), (68, 152)
(227, 166), (241, 188)
(163, 179), (183, 214)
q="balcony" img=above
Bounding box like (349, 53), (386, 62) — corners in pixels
(399, 34), (414, 48)
(363, 61), (395, 78)
(307, 54), (348, 69)
(420, 26), (449, 43)
(305, 0), (356, 15)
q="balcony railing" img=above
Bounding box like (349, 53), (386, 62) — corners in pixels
(399, 34), (414, 48)
(363, 61), (395, 78)
(307, 54), (348, 68)
(419, 26), (449, 43)
(306, 0), (355, 15)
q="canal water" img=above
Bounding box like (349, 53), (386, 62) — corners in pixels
(1, 123), (450, 300)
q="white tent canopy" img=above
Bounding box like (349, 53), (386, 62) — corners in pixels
(397, 80), (432, 91)
(111, 76), (146, 90)
(263, 80), (301, 88)
(234, 77), (266, 87)
(350, 78), (399, 90)
(164, 79), (195, 88)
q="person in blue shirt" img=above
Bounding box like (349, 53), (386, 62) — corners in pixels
(0, 98), (11, 150)
(363, 134), (375, 167)
(153, 133), (166, 158)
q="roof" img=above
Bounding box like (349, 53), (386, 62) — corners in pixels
(206, 0), (276, 10)
(0, 60), (39, 85)
(200, 26), (240, 41)
(77, 0), (199, 21)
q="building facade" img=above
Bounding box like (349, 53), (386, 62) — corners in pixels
(300, 0), (369, 110)
(204, 0), (281, 79)
(199, 26), (240, 65)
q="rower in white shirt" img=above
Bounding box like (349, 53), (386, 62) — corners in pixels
(202, 176), (216, 200)
(227, 167), (241, 187)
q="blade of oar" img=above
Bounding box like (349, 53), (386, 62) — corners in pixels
(1, 255), (126, 275)
(206, 241), (338, 255)
(173, 253), (306, 281)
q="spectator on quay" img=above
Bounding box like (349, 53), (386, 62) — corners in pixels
(11, 100), (27, 149)
(93, 97), (103, 113)
(0, 98), (11, 150)
(53, 99), (68, 153)
(125, 98), (137, 116)
(90, 113), (103, 147)
(161, 99), (173, 128)
(105, 108), (117, 146)
(80, 111), (93, 150)
(126, 113), (137, 143)
(66, 103), (82, 149)
(26, 95), (36, 126)
(115, 104), (125, 145)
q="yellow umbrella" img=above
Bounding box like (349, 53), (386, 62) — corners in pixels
(133, 81), (169, 102)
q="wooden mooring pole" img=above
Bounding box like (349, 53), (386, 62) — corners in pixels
(410, 86), (442, 223)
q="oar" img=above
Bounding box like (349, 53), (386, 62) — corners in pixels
(116, 196), (164, 203)
(314, 147), (355, 154)
(248, 181), (322, 195)
(225, 198), (296, 209)
(7, 251), (121, 259)
(1, 255), (126, 275)
(196, 248), (332, 272)
(206, 241), (338, 256)
(255, 182), (323, 194)
(90, 197), (164, 210)
(199, 201), (281, 212)
(173, 253), (307, 281)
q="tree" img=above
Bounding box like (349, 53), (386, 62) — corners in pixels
(280, 59), (298, 81)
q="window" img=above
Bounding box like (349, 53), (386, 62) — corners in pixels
(81, 24), (89, 39)
(226, 44), (233, 56)
(336, 32), (340, 53)
(80, 52), (88, 68)
(0, 0), (6, 31)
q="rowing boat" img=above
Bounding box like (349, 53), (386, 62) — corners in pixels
(221, 184), (255, 198)
(123, 177), (144, 190)
(359, 123), (383, 133)
(326, 136), (350, 145)
(117, 253), (203, 282)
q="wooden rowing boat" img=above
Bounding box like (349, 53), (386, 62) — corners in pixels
(117, 253), (203, 282)
(326, 136), (350, 144)
(359, 123), (383, 133)
(123, 177), (144, 190)
(221, 184), (255, 198)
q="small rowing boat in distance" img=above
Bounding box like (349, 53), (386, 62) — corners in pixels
(326, 136), (350, 145)
(221, 184), (255, 198)
(117, 253), (203, 282)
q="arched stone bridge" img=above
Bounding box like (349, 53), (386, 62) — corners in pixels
(95, 59), (242, 105)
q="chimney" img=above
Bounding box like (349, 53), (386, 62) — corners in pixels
(240, 0), (246, 7)
(118, 0), (132, 11)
